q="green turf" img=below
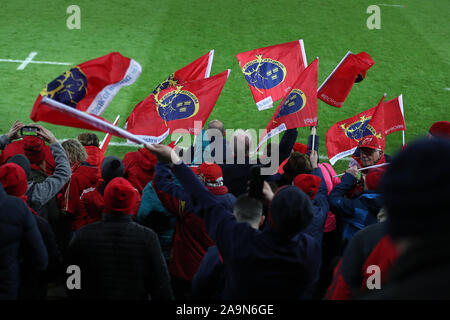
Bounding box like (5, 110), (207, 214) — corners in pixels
(1, 0), (449, 173)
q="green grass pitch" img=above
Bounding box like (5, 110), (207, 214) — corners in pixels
(0, 0), (449, 173)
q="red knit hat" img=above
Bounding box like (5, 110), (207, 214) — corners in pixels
(365, 169), (385, 191)
(199, 162), (224, 187)
(23, 136), (45, 165)
(358, 135), (385, 151)
(292, 143), (307, 154)
(104, 177), (138, 214)
(294, 174), (321, 200)
(429, 121), (450, 138)
(0, 163), (28, 196)
(189, 165), (200, 176)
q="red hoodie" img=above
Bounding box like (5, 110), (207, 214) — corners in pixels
(59, 162), (101, 230)
(76, 184), (140, 230)
(123, 148), (157, 194)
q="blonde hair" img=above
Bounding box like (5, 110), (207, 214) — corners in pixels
(62, 139), (88, 165)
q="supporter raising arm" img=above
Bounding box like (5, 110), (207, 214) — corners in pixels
(146, 143), (321, 300)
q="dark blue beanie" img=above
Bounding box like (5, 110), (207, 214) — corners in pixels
(269, 186), (313, 239)
(381, 137), (450, 239)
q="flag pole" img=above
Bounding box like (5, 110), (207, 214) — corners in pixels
(41, 97), (148, 145)
(100, 114), (121, 151)
(311, 126), (316, 152)
(333, 162), (389, 178)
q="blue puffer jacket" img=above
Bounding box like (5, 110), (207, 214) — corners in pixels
(329, 173), (383, 253)
(0, 182), (48, 300)
(137, 181), (176, 264)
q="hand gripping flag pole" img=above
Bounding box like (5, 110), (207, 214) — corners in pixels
(41, 97), (148, 145)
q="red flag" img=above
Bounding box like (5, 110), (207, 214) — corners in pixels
(125, 70), (231, 144)
(326, 96), (384, 165)
(152, 50), (214, 95)
(318, 51), (374, 108)
(236, 40), (308, 111)
(369, 95), (406, 136)
(30, 52), (141, 131)
(257, 58), (318, 150)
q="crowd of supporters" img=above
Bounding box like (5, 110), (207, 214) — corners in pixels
(0, 119), (449, 300)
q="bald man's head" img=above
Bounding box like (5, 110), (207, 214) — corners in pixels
(207, 120), (225, 137)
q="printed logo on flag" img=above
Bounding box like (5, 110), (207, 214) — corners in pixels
(154, 86), (199, 121)
(340, 115), (382, 141)
(275, 89), (306, 119)
(242, 55), (286, 93)
(40, 67), (87, 108)
(152, 73), (178, 95)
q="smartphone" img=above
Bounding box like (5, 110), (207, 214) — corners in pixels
(20, 126), (39, 136)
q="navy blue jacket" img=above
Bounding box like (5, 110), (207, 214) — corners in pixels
(172, 162), (321, 300)
(0, 183), (48, 300)
(191, 245), (225, 299)
(329, 173), (383, 253)
(300, 168), (330, 248)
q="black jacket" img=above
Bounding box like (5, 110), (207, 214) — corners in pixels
(0, 183), (48, 299)
(65, 214), (173, 300)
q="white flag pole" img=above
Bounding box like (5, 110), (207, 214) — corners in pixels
(99, 114), (121, 149)
(41, 97), (148, 145)
(333, 162), (389, 178)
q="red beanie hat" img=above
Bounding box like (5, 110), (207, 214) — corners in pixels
(292, 143), (307, 154)
(23, 136), (45, 165)
(104, 177), (138, 214)
(199, 162), (224, 187)
(365, 169), (385, 191)
(294, 174), (321, 200)
(429, 121), (450, 138)
(0, 163), (28, 196)
(358, 135), (385, 151)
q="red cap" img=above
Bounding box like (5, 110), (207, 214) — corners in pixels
(23, 136), (45, 165)
(358, 135), (385, 151)
(189, 166), (200, 176)
(429, 121), (450, 138)
(365, 169), (385, 191)
(0, 163), (28, 196)
(292, 143), (307, 154)
(104, 177), (138, 214)
(199, 162), (224, 187)
(294, 174), (321, 200)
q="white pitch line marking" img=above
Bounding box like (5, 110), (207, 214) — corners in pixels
(0, 53), (72, 69)
(377, 4), (405, 7)
(17, 52), (38, 70)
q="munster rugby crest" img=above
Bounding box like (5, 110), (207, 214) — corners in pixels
(242, 54), (286, 93)
(275, 89), (306, 119)
(340, 115), (382, 141)
(154, 86), (199, 122)
(40, 67), (88, 108)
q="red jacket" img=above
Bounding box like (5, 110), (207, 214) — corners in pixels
(77, 184), (140, 230)
(59, 162), (101, 230)
(325, 223), (398, 300)
(123, 148), (157, 194)
(84, 146), (104, 172)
